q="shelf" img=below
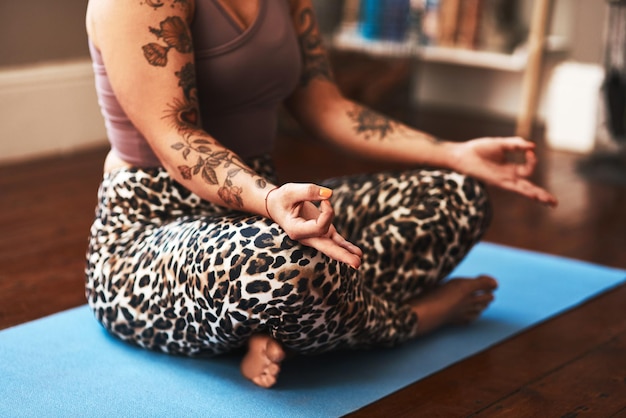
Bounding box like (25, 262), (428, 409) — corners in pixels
(331, 24), (418, 58)
(417, 45), (528, 71)
(331, 24), (568, 72)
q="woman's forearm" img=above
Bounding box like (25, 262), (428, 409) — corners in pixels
(298, 96), (461, 170)
(155, 129), (275, 218)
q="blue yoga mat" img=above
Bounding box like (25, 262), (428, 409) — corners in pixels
(1, 243), (625, 418)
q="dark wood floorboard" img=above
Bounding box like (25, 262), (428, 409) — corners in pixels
(348, 283), (626, 417)
(1, 149), (105, 329)
(2, 59), (626, 415)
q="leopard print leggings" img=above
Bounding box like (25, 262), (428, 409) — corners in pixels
(85, 156), (491, 356)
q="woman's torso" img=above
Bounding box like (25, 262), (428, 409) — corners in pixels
(89, 0), (302, 171)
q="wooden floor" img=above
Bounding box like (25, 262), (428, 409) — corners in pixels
(2, 102), (626, 414)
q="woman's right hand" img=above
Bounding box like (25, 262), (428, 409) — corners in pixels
(265, 183), (363, 269)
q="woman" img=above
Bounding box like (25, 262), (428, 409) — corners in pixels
(85, 0), (557, 388)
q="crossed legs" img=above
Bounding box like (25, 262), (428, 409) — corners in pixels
(240, 169), (496, 387)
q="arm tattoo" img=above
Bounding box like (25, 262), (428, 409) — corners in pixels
(347, 106), (396, 141)
(142, 16), (193, 67)
(347, 105), (443, 144)
(171, 143), (267, 208)
(166, 67), (267, 208)
(294, 7), (333, 86)
(163, 63), (199, 136)
(139, 1), (266, 208)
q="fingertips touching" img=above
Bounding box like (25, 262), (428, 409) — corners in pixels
(525, 149), (537, 164)
(515, 150), (537, 177)
(307, 208), (332, 236)
(501, 136), (534, 150)
(513, 136), (535, 148)
(317, 199), (335, 222)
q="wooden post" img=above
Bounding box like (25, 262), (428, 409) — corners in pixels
(516, 0), (552, 139)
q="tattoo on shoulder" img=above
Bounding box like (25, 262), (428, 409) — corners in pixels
(294, 7), (333, 86)
(347, 106), (396, 141)
(142, 15), (193, 67)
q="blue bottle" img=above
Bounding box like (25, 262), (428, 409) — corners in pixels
(360, 0), (383, 40)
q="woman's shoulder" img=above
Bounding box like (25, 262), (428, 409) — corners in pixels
(86, 0), (196, 49)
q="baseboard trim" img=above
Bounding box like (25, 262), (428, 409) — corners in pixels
(0, 59), (107, 165)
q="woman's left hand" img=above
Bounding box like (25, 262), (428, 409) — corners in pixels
(451, 137), (558, 207)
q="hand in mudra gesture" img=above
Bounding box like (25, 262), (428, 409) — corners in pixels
(452, 137), (558, 207)
(265, 183), (363, 269)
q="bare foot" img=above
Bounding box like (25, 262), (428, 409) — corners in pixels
(240, 334), (286, 388)
(410, 275), (498, 335)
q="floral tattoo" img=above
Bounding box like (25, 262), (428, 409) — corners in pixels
(293, 6), (333, 86)
(163, 63), (199, 136)
(142, 16), (193, 67)
(139, 6), (267, 208)
(171, 144), (267, 208)
(165, 64), (267, 207)
(347, 106), (396, 141)
(347, 105), (441, 143)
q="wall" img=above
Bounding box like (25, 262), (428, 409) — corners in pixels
(0, 60), (106, 163)
(568, 0), (606, 64)
(0, 0), (89, 66)
(0, 0), (105, 164)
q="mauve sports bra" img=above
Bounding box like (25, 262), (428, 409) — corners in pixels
(89, 0), (302, 167)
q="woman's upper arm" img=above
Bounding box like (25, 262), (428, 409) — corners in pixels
(88, 0), (198, 150)
(285, 0), (343, 112)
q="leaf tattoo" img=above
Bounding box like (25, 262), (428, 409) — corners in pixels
(172, 141), (267, 208)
